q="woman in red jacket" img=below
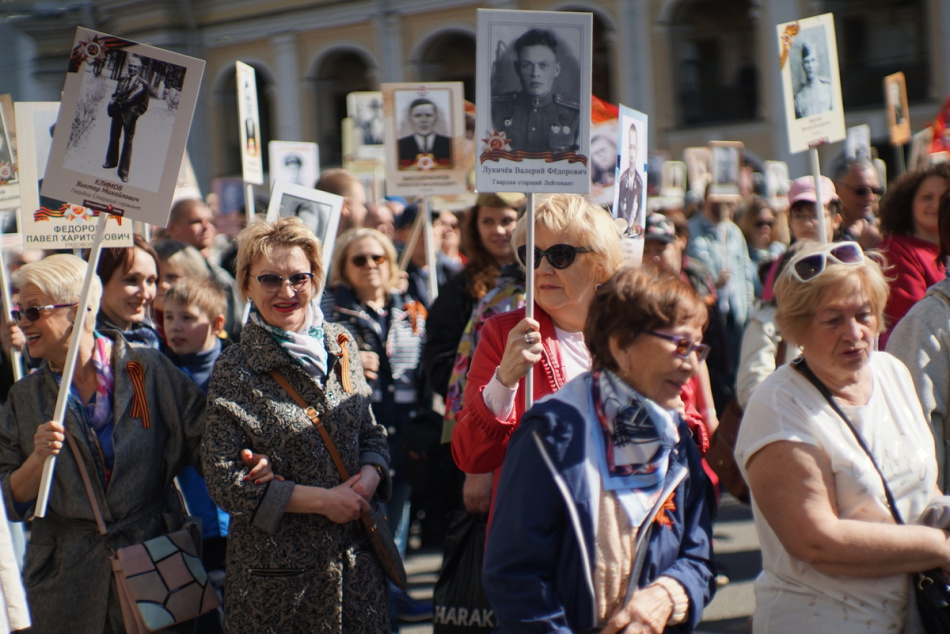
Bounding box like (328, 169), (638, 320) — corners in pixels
(878, 163), (950, 346)
(451, 193), (623, 512)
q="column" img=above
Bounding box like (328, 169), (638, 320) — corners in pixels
(271, 32), (303, 141)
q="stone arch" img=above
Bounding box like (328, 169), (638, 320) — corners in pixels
(551, 2), (617, 102)
(410, 26), (477, 101)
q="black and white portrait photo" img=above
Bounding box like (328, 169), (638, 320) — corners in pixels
(614, 115), (646, 227)
(42, 28), (206, 227)
(395, 91), (453, 170)
(60, 49), (186, 191)
(347, 91), (386, 161)
(777, 13), (845, 154)
(792, 28), (833, 119)
(268, 140), (320, 190)
(476, 9), (592, 194)
(489, 27), (581, 154)
(885, 72), (911, 146)
(709, 141), (743, 199)
(590, 133), (616, 187)
(236, 61), (264, 186)
(266, 181), (343, 276)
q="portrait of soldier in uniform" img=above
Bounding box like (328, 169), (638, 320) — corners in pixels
(102, 54), (149, 183)
(793, 41), (833, 119)
(616, 122), (644, 226)
(282, 153), (304, 186)
(491, 28), (580, 154)
(397, 97), (452, 170)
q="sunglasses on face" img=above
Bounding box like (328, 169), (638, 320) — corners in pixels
(255, 272), (314, 293)
(11, 303), (77, 323)
(517, 244), (593, 270)
(841, 183), (885, 197)
(644, 330), (711, 362)
(350, 254), (387, 268)
(790, 242), (869, 282)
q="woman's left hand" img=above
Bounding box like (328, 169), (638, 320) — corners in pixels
(353, 464), (381, 501)
(241, 449), (285, 485)
(601, 585), (673, 634)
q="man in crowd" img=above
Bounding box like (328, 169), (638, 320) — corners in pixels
(687, 189), (755, 414)
(315, 168), (367, 236)
(833, 158), (884, 249)
(166, 198), (243, 339)
(491, 28), (579, 154)
(397, 98), (452, 169)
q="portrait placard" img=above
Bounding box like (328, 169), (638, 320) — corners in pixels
(382, 82), (467, 196)
(18, 101), (132, 249)
(661, 160), (687, 199)
(348, 92), (386, 161)
(172, 151), (202, 203)
(236, 61), (264, 186)
(845, 124), (872, 162)
(708, 141), (743, 200)
(683, 147), (711, 196)
(269, 141), (319, 190)
(908, 127), (935, 171)
(40, 28), (205, 228)
(0, 95), (19, 216)
(612, 106), (648, 236)
(475, 9), (592, 194)
(265, 181), (342, 281)
(884, 72), (911, 146)
(764, 160), (790, 209)
(589, 119), (618, 206)
(777, 13), (846, 153)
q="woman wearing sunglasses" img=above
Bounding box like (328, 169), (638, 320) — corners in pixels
(735, 241), (946, 633)
(0, 254), (214, 632)
(878, 162), (950, 346)
(484, 267), (716, 632)
(202, 217), (392, 632)
(452, 193), (623, 516)
(325, 227), (430, 621)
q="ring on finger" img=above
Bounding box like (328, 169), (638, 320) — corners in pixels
(524, 332), (534, 345)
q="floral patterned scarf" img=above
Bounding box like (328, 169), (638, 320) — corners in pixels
(249, 300), (328, 380)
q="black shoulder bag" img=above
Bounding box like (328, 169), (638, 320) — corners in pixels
(794, 358), (950, 633)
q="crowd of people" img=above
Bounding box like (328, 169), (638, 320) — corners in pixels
(0, 153), (947, 633)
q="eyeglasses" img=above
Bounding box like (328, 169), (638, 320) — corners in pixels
(790, 242), (866, 282)
(644, 330), (711, 362)
(350, 254), (387, 268)
(840, 183), (885, 197)
(11, 303), (77, 323)
(255, 273), (315, 293)
(517, 244), (593, 270)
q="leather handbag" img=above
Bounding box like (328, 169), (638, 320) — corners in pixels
(794, 359), (950, 634)
(270, 370), (408, 589)
(65, 433), (219, 633)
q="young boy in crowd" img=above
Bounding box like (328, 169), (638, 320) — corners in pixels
(164, 276), (229, 632)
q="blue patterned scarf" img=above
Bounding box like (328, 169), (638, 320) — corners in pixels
(250, 300), (328, 380)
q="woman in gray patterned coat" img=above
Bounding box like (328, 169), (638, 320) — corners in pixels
(0, 254), (208, 633)
(202, 216), (392, 633)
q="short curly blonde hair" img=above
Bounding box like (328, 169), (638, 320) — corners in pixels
(511, 193), (623, 282)
(235, 216), (323, 300)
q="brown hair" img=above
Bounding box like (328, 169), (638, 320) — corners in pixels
(164, 276), (227, 321)
(585, 267), (708, 373)
(96, 234), (160, 286)
(460, 201), (519, 300)
(880, 163), (950, 236)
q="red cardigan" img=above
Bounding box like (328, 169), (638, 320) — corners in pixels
(451, 305), (565, 475)
(880, 234), (944, 347)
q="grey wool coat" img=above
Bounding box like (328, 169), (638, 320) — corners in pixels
(0, 333), (206, 634)
(201, 321), (392, 634)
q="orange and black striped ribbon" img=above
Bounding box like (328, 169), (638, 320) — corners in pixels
(126, 361), (151, 429)
(335, 333), (354, 394)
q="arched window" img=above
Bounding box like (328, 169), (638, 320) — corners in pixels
(417, 31), (476, 101)
(668, 0), (758, 126)
(312, 50), (373, 168)
(214, 64), (273, 176)
(826, 0), (928, 108)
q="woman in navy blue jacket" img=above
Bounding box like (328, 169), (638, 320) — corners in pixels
(484, 267), (716, 633)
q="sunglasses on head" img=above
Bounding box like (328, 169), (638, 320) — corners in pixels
(11, 303), (77, 323)
(790, 242), (867, 282)
(517, 244), (593, 270)
(841, 183), (885, 197)
(256, 272), (314, 293)
(644, 330), (711, 362)
(350, 254), (387, 267)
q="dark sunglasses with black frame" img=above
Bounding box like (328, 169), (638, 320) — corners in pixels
(517, 244), (593, 270)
